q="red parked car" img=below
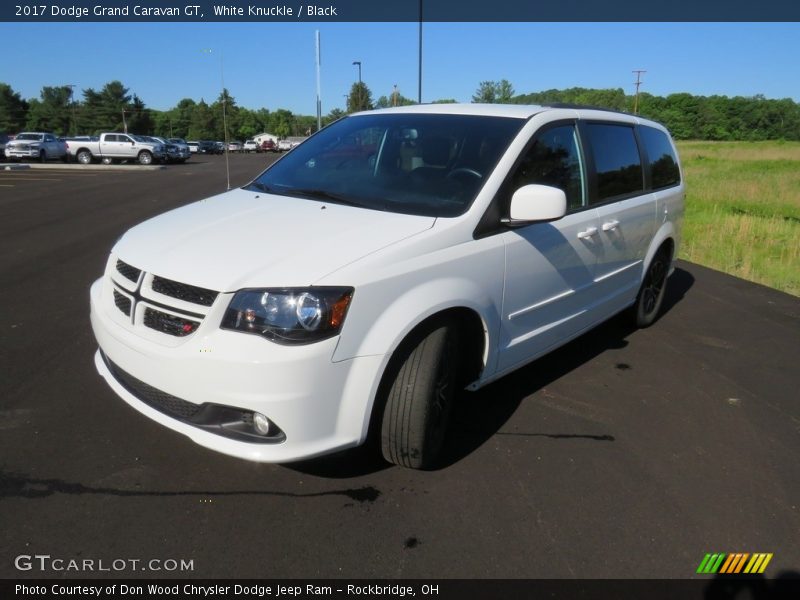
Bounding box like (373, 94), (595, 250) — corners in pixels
(260, 140), (277, 152)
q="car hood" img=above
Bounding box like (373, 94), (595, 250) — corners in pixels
(7, 139), (42, 146)
(113, 188), (435, 291)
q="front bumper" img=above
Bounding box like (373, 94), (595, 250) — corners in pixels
(5, 148), (39, 158)
(90, 277), (383, 462)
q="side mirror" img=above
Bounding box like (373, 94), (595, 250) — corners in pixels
(505, 184), (567, 225)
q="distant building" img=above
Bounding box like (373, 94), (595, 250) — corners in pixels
(253, 132), (279, 145)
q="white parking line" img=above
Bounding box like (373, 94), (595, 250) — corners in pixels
(0, 176), (63, 181)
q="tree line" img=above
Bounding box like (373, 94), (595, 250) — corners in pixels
(509, 84), (800, 141)
(2, 79), (799, 141)
(0, 80), (319, 140)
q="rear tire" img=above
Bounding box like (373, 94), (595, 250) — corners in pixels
(380, 321), (459, 469)
(76, 150), (92, 165)
(633, 247), (670, 327)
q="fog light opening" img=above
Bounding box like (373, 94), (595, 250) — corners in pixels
(253, 412), (271, 436)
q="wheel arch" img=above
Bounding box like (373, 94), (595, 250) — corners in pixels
(357, 304), (489, 448)
(641, 222), (676, 283)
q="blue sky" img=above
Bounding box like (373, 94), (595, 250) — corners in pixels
(2, 22), (798, 115)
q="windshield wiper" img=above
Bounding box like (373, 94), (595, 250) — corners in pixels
(282, 188), (371, 209)
(245, 181), (273, 193)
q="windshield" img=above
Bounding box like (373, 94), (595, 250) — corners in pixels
(16, 133), (44, 141)
(245, 113), (524, 217)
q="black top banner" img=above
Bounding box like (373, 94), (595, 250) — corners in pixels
(3, 0), (799, 22)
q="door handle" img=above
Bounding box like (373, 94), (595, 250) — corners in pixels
(601, 219), (620, 232)
(577, 227), (598, 239)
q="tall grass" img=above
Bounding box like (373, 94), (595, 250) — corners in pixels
(677, 141), (800, 296)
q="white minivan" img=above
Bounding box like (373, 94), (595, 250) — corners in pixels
(90, 104), (684, 469)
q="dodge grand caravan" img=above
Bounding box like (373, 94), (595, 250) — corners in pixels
(90, 104), (684, 469)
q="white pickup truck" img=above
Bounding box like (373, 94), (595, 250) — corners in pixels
(69, 133), (165, 165)
(4, 132), (68, 162)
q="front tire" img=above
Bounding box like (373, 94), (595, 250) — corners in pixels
(381, 321), (459, 469)
(633, 247), (670, 327)
(39, 150), (47, 163)
(137, 151), (153, 165)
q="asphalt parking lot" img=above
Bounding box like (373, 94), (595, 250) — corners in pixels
(1, 154), (798, 580)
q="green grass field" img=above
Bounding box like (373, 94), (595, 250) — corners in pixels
(676, 141), (800, 296)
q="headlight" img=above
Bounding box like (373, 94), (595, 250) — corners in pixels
(221, 287), (354, 345)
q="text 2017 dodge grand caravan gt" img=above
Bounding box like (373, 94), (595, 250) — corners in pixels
(90, 104), (684, 469)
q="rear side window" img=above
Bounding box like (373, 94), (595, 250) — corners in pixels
(585, 124), (643, 203)
(639, 126), (681, 189)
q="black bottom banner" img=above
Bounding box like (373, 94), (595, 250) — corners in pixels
(5, 578), (800, 600)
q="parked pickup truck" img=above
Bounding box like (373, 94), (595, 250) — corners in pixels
(69, 133), (165, 165)
(5, 132), (68, 162)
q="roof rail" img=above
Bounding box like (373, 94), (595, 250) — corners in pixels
(543, 102), (635, 116)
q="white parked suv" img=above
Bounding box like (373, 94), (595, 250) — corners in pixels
(90, 104), (684, 469)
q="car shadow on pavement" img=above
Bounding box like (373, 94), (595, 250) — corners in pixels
(291, 267), (695, 477)
(440, 266), (695, 469)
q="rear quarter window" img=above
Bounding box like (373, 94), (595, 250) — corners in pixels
(639, 126), (681, 189)
(585, 123), (644, 203)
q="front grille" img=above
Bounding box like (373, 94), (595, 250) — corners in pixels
(102, 354), (201, 421)
(116, 259), (141, 283)
(152, 276), (218, 307)
(143, 307), (199, 337)
(113, 290), (132, 316)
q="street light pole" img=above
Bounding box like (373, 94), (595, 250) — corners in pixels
(219, 49), (231, 190)
(352, 61), (362, 83)
(316, 30), (322, 131)
(418, 0), (423, 104)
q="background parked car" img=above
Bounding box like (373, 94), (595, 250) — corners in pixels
(151, 136), (190, 163)
(0, 133), (9, 161)
(228, 141), (243, 153)
(243, 140), (259, 153)
(187, 141), (199, 153)
(198, 140), (218, 154)
(68, 133), (164, 165)
(168, 138), (192, 161)
(4, 132), (68, 162)
(260, 139), (277, 153)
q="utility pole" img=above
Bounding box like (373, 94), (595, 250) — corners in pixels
(632, 70), (646, 115)
(121, 109), (128, 133)
(65, 84), (77, 136)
